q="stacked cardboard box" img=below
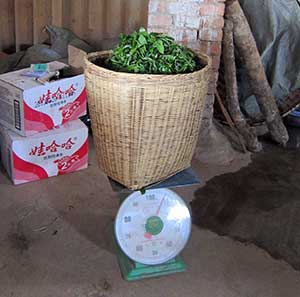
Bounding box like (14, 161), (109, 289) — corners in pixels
(0, 61), (88, 185)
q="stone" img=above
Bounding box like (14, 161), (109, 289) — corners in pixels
(195, 122), (240, 165)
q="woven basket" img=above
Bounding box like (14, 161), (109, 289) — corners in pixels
(85, 50), (211, 190)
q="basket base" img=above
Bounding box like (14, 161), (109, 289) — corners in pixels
(108, 167), (201, 193)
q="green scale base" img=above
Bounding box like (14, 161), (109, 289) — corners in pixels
(115, 238), (186, 281)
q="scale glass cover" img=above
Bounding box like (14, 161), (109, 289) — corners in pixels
(115, 188), (191, 266)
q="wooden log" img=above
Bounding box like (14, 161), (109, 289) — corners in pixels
(226, 0), (289, 145)
(223, 19), (262, 152)
(214, 119), (247, 153)
(215, 91), (247, 153)
(279, 89), (300, 117)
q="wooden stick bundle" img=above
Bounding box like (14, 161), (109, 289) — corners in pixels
(224, 0), (289, 146)
(223, 19), (262, 152)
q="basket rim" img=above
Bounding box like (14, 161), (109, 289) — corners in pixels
(84, 50), (211, 79)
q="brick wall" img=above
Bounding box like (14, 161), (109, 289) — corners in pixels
(147, 0), (225, 141)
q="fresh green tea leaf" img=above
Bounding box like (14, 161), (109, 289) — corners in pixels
(108, 27), (199, 74)
(155, 40), (164, 54)
(138, 34), (147, 46)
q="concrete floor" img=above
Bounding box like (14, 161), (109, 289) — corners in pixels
(1, 139), (300, 297)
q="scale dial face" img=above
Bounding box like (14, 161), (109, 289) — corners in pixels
(115, 188), (191, 265)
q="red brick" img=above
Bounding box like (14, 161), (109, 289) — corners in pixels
(211, 55), (221, 70)
(198, 41), (222, 56)
(199, 4), (225, 16)
(199, 16), (224, 30)
(209, 41), (222, 56)
(203, 0), (226, 2)
(148, 0), (159, 14)
(187, 41), (203, 53)
(148, 14), (173, 28)
(150, 28), (198, 45)
(199, 29), (223, 42)
(148, 0), (172, 14)
(175, 15), (200, 29)
(182, 29), (198, 44)
(148, 27), (170, 34)
(168, 2), (200, 16)
(198, 42), (209, 55)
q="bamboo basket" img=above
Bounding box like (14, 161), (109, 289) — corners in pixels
(84, 51), (211, 190)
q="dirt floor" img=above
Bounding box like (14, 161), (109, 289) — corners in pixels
(1, 138), (300, 297)
(192, 131), (300, 271)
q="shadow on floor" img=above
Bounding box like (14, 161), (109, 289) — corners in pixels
(191, 139), (300, 271)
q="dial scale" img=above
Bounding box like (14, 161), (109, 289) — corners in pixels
(115, 188), (191, 266)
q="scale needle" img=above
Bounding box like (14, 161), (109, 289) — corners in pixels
(156, 196), (165, 216)
(144, 197), (165, 239)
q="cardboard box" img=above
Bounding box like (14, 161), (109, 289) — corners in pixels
(0, 61), (87, 136)
(0, 120), (88, 185)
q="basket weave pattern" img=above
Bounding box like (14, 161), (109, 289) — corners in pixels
(85, 51), (211, 189)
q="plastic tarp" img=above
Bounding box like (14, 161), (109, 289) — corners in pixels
(0, 25), (92, 74)
(237, 0), (300, 119)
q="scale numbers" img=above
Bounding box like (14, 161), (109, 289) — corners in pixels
(136, 245), (143, 252)
(152, 250), (158, 256)
(166, 241), (173, 247)
(124, 216), (131, 223)
(146, 194), (156, 201)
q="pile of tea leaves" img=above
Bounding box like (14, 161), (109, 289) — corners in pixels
(108, 28), (199, 74)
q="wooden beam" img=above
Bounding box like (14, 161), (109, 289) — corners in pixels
(33, 0), (52, 44)
(88, 0), (105, 44)
(69, 0), (89, 40)
(51, 0), (63, 28)
(14, 0), (33, 52)
(1, 0), (150, 53)
(0, 0), (15, 52)
(123, 0), (145, 34)
(106, 0), (122, 38)
(61, 0), (71, 29)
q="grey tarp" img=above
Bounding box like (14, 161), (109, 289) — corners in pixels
(237, 0), (300, 119)
(0, 25), (92, 74)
